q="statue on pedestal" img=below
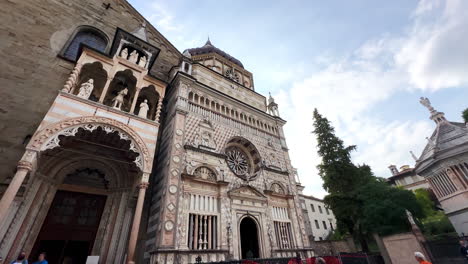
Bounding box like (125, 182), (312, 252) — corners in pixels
(77, 79), (94, 99)
(129, 50), (138, 63)
(120, 48), (128, 59)
(112, 88), (128, 110)
(138, 99), (149, 118)
(138, 55), (147, 67)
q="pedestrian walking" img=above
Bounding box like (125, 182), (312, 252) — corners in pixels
(10, 251), (28, 264)
(414, 252), (431, 264)
(32, 252), (48, 264)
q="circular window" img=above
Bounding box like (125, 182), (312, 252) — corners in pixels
(226, 146), (250, 177)
(224, 137), (262, 181)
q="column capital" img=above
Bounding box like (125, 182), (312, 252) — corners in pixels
(138, 182), (149, 189)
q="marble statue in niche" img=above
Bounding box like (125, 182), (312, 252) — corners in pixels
(77, 79), (94, 99)
(129, 50), (138, 63)
(138, 99), (149, 118)
(138, 55), (147, 67)
(112, 88), (128, 110)
(120, 48), (128, 59)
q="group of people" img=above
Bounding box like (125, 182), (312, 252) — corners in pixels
(2, 241), (466, 264)
(9, 252), (48, 264)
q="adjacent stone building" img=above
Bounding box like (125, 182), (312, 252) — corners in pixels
(387, 165), (430, 191)
(0, 1), (312, 263)
(414, 98), (468, 236)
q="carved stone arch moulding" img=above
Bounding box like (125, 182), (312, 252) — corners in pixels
(28, 116), (151, 173)
(270, 182), (286, 195)
(192, 165), (218, 181)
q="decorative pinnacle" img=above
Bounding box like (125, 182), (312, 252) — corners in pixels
(205, 36), (213, 46)
(419, 97), (435, 113)
(420, 96), (447, 124)
(410, 151), (418, 162)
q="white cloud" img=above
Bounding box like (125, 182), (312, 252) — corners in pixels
(396, 0), (468, 90)
(145, 3), (183, 33)
(278, 0), (467, 197)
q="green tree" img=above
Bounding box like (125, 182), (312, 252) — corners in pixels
(313, 109), (423, 250)
(462, 108), (468, 123)
(414, 188), (456, 237)
(313, 109), (372, 250)
(357, 179), (423, 235)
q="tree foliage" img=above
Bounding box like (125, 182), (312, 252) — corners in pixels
(462, 108), (468, 123)
(414, 188), (456, 237)
(313, 109), (424, 249)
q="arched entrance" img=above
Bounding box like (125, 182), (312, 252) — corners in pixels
(31, 190), (107, 264)
(27, 126), (142, 264)
(239, 217), (260, 259)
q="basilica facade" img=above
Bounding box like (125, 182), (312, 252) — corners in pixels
(0, 1), (311, 263)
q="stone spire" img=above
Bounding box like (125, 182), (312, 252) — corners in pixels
(267, 93), (279, 117)
(132, 21), (148, 41)
(419, 97), (446, 125)
(268, 92), (275, 105)
(204, 36), (213, 46)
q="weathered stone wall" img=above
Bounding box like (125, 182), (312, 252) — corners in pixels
(382, 232), (425, 264)
(0, 0), (180, 184)
(310, 240), (355, 256)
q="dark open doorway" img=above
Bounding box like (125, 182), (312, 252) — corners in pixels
(239, 217), (260, 259)
(30, 190), (106, 264)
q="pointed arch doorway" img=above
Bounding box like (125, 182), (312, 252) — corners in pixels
(239, 217), (260, 259)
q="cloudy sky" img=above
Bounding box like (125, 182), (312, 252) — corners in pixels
(129, 0), (468, 198)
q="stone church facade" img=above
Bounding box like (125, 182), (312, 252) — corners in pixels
(0, 1), (311, 263)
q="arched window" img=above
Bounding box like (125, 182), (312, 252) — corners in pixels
(63, 26), (108, 61)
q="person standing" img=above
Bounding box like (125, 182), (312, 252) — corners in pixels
(10, 252), (28, 264)
(414, 252), (432, 264)
(32, 252), (48, 264)
(460, 240), (468, 261)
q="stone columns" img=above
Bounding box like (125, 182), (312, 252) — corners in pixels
(0, 151), (37, 224)
(130, 88), (141, 114)
(155, 97), (163, 122)
(126, 175), (149, 264)
(99, 76), (114, 103)
(61, 63), (82, 93)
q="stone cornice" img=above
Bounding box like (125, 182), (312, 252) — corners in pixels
(184, 145), (226, 159)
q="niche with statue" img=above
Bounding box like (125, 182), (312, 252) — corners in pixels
(74, 62), (108, 102)
(103, 69), (137, 112)
(119, 45), (148, 68)
(135, 85), (160, 120)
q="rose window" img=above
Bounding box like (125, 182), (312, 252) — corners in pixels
(225, 147), (250, 176)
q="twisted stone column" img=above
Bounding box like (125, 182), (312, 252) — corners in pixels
(61, 63), (82, 93)
(126, 178), (149, 264)
(155, 97), (163, 122)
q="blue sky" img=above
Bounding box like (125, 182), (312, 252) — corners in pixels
(130, 0), (468, 197)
